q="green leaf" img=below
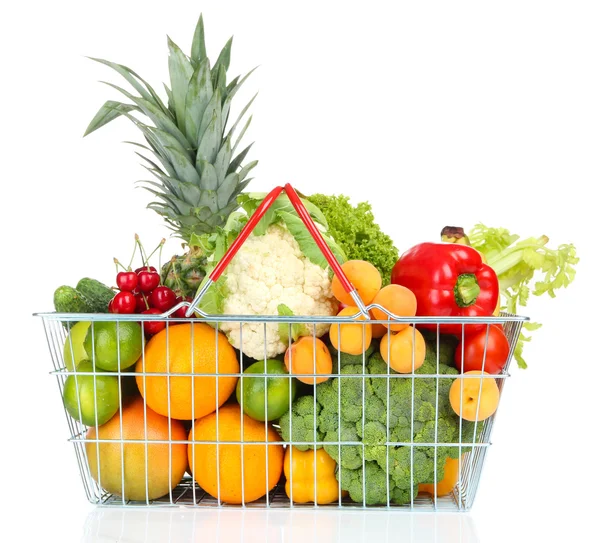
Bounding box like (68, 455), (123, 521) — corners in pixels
(198, 87), (222, 144)
(221, 67), (257, 128)
(191, 14), (207, 65)
(83, 101), (139, 136)
(237, 160), (258, 182)
(196, 274), (227, 316)
(213, 37), (233, 75)
(197, 113), (221, 165)
(217, 173), (240, 208)
(198, 160), (218, 191)
(88, 57), (170, 117)
(214, 137), (233, 185)
(226, 93), (257, 144)
(227, 143), (254, 175)
(167, 37), (194, 130)
(101, 81), (191, 152)
(277, 304), (310, 344)
(184, 59), (213, 144)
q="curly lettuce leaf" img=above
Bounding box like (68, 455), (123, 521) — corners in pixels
(277, 303), (310, 344)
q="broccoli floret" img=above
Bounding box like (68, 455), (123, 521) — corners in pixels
(278, 334), (480, 504)
(279, 395), (323, 451)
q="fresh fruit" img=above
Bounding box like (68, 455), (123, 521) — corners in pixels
(370, 284), (417, 332)
(86, 397), (188, 501)
(141, 308), (166, 336)
(85, 16), (258, 302)
(187, 404), (284, 504)
(135, 293), (149, 313)
(149, 286), (176, 312)
(138, 270), (160, 294)
(369, 311), (388, 339)
(284, 336), (333, 385)
(84, 321), (143, 371)
(380, 326), (426, 373)
(331, 260), (382, 306)
(110, 291), (137, 314)
(449, 371), (500, 421)
(134, 266), (157, 274)
(76, 278), (115, 312)
(455, 325), (510, 374)
(328, 306), (372, 356)
(284, 447), (342, 504)
(171, 296), (192, 318)
(136, 323), (239, 420)
(236, 359), (297, 421)
(63, 321), (91, 371)
(62, 360), (120, 426)
(54, 285), (92, 314)
(116, 271), (138, 292)
(419, 456), (462, 497)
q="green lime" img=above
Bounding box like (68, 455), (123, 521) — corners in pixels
(236, 359), (297, 421)
(63, 360), (120, 426)
(63, 321), (91, 371)
(83, 321), (143, 371)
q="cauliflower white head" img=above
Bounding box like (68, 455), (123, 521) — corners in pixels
(218, 224), (337, 360)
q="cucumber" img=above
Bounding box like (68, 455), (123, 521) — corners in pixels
(76, 278), (114, 313)
(54, 286), (93, 314)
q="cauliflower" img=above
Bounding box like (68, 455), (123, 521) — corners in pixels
(218, 224), (338, 360)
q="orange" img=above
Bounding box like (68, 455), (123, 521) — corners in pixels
(86, 396), (187, 501)
(136, 323), (239, 421)
(188, 404), (284, 504)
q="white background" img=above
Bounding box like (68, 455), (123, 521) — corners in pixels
(1, 1), (598, 541)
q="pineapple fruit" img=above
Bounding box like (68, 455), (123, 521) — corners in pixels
(84, 15), (257, 298)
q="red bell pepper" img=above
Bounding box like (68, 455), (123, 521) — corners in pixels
(391, 242), (499, 334)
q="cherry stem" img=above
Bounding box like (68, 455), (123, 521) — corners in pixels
(114, 258), (127, 272)
(146, 238), (165, 265)
(127, 235), (138, 270)
(136, 234), (149, 268)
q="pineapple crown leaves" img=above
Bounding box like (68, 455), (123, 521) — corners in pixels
(84, 14), (258, 242)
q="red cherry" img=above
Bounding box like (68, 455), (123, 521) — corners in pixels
(110, 291), (137, 314)
(134, 265), (157, 274)
(172, 296), (193, 318)
(117, 271), (138, 292)
(141, 308), (166, 336)
(135, 292), (149, 313)
(108, 298), (114, 312)
(138, 271), (160, 293)
(150, 286), (177, 312)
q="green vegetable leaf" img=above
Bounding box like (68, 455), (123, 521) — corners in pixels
(277, 304), (309, 344)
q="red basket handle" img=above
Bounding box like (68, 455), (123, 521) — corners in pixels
(185, 183), (369, 317)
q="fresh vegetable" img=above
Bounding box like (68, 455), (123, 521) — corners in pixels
(284, 337), (333, 385)
(284, 446), (342, 504)
(236, 359), (297, 421)
(391, 243), (499, 334)
(331, 260), (381, 306)
(279, 334), (477, 505)
(455, 325), (509, 374)
(75, 278), (114, 312)
(449, 371), (500, 421)
(62, 360), (120, 426)
(85, 15), (259, 302)
(306, 194), (399, 284)
(195, 194), (345, 360)
(54, 285), (93, 314)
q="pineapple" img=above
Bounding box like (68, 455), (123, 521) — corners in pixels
(84, 15), (257, 297)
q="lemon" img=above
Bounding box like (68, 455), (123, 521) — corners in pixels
(63, 321), (91, 371)
(84, 321), (143, 371)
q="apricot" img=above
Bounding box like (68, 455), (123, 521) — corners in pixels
(369, 310), (388, 339)
(328, 306), (372, 356)
(332, 260), (382, 306)
(449, 371), (500, 421)
(284, 336), (333, 385)
(371, 284), (417, 331)
(380, 326), (426, 373)
(419, 456), (462, 497)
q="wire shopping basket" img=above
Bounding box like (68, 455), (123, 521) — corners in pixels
(36, 184), (526, 511)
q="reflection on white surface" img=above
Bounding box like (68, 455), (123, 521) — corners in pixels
(82, 507), (479, 543)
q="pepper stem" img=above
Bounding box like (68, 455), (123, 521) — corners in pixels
(455, 273), (480, 307)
